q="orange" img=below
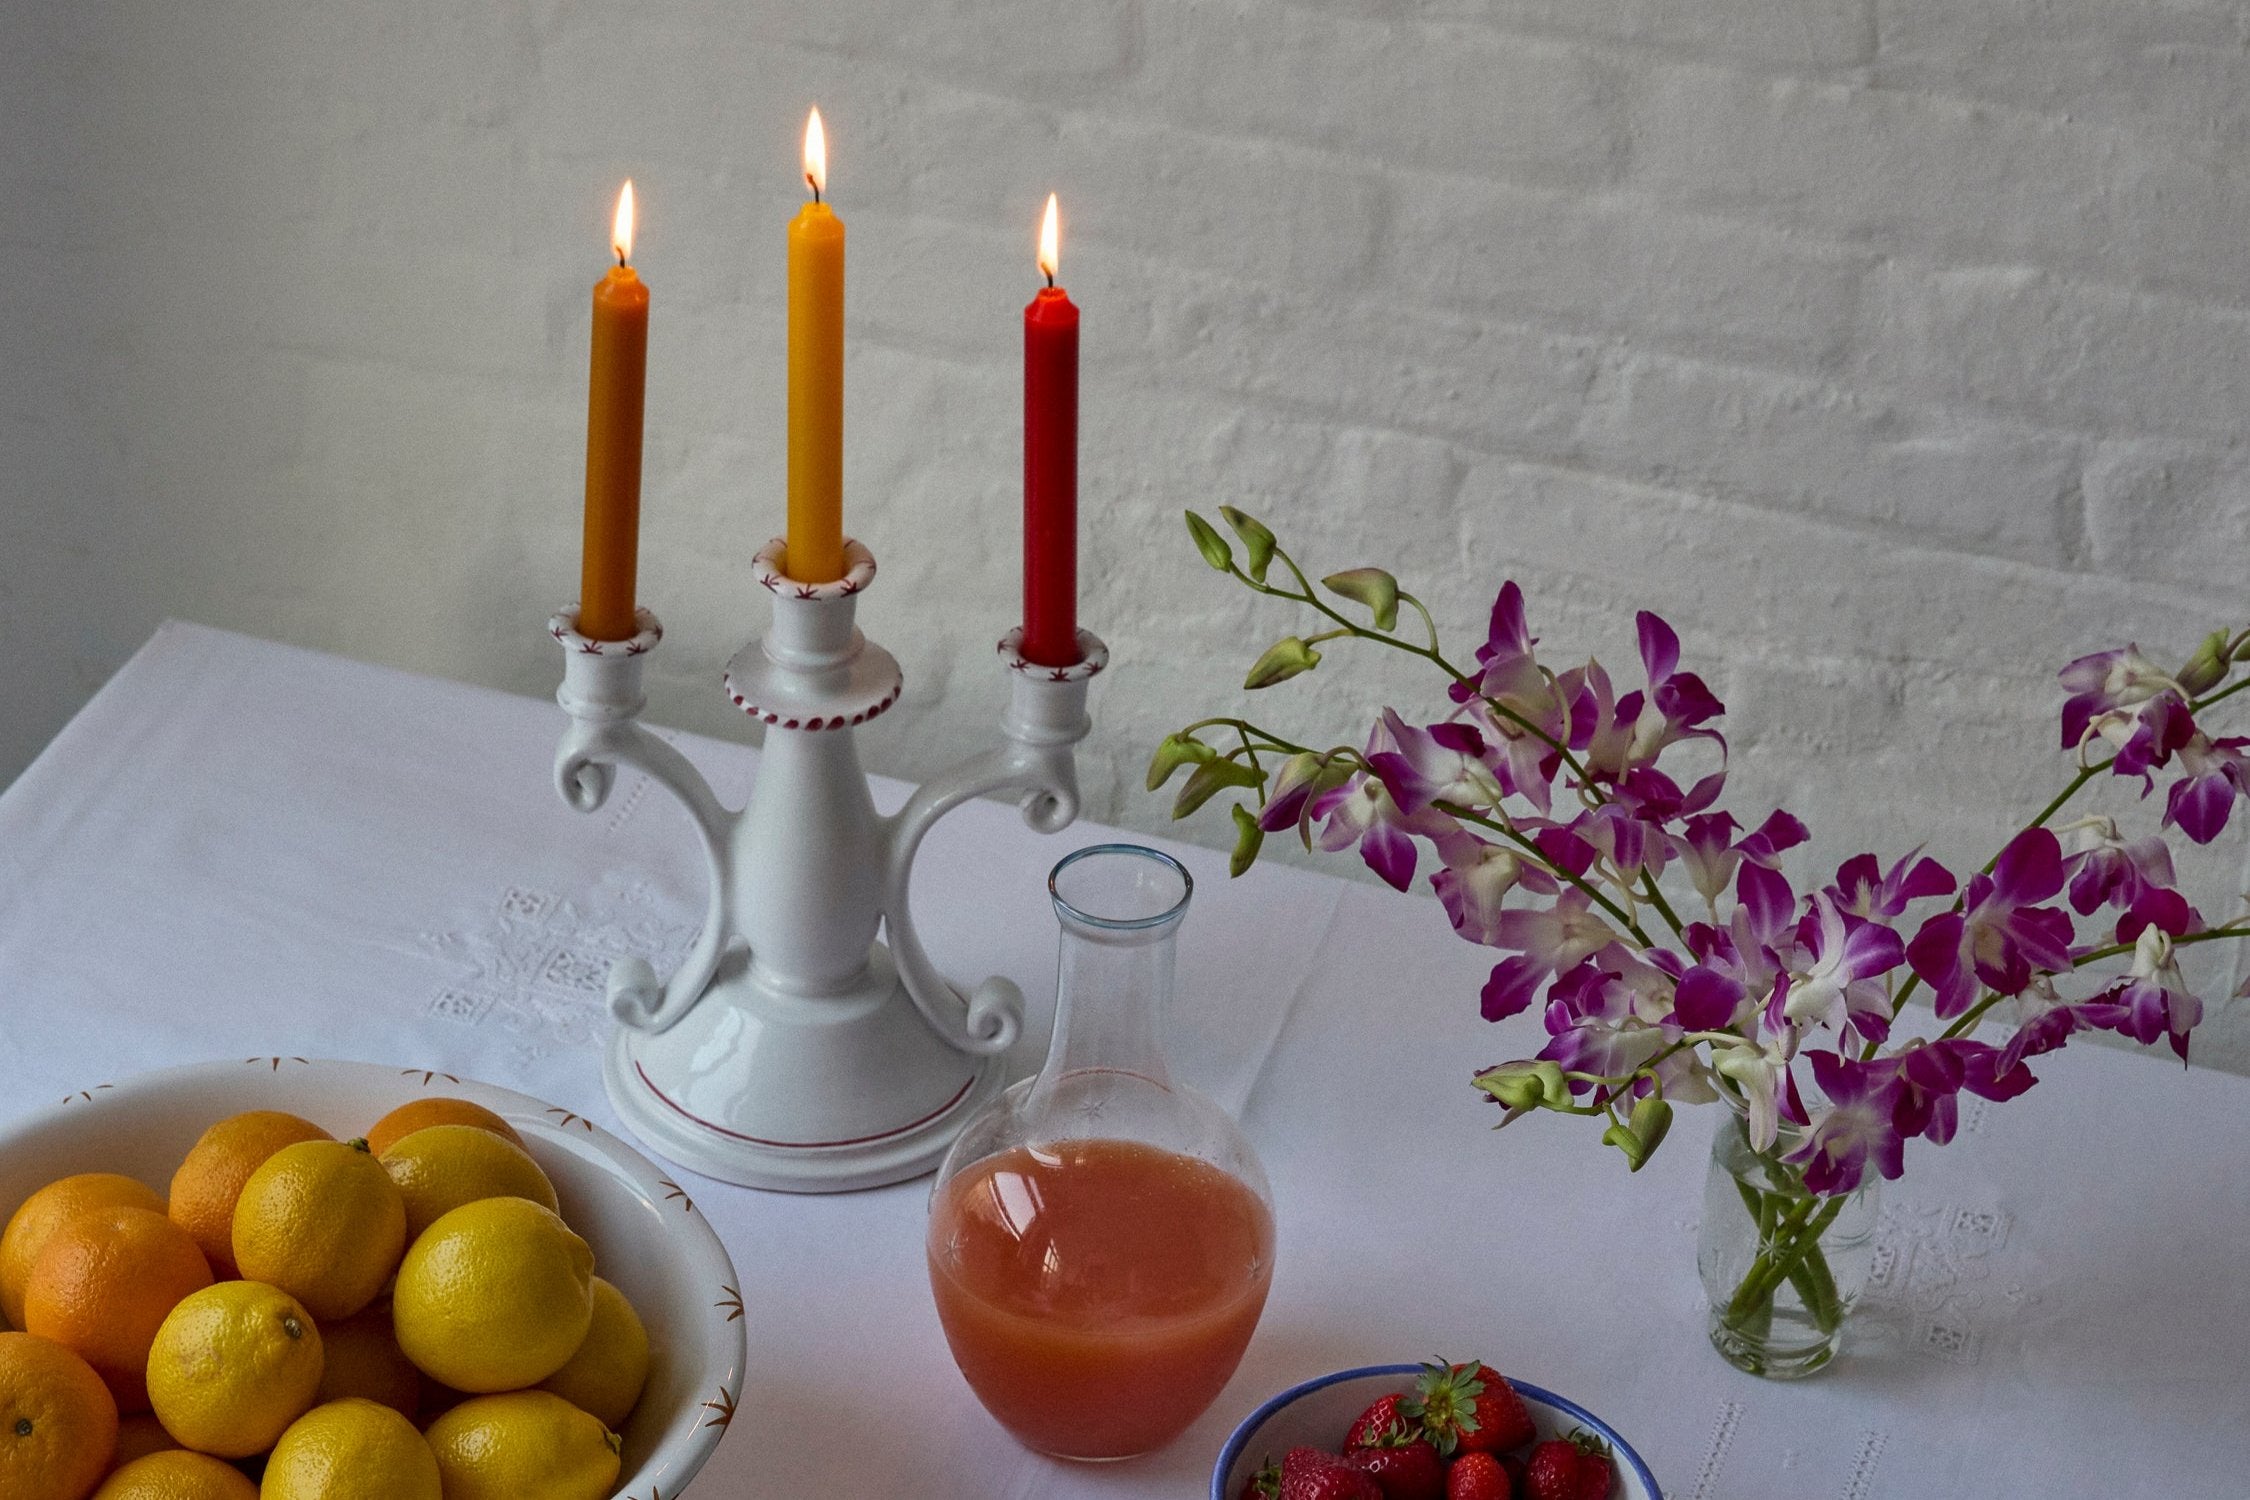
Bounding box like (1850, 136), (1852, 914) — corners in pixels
(113, 1411), (180, 1463)
(365, 1099), (522, 1159)
(313, 1302), (420, 1419)
(169, 1112), (331, 1281)
(231, 1141), (405, 1323)
(0, 1330), (118, 1500)
(1, 1174), (165, 1329)
(91, 1450), (257, 1499)
(23, 1207), (212, 1413)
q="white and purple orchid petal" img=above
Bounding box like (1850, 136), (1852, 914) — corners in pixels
(1736, 862), (1797, 947)
(2117, 886), (2196, 944)
(1674, 965), (1747, 1031)
(1432, 841), (1525, 946)
(1479, 580), (1534, 666)
(1358, 817), (1419, 891)
(2164, 768), (2237, 844)
(1480, 956), (1547, 1021)
(1737, 810), (1810, 867)
(1998, 905), (2076, 982)
(1906, 910), (1979, 1018)
(1989, 828), (2066, 906)
(1636, 610), (1681, 686)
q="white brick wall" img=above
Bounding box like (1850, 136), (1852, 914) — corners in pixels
(6, 0), (2250, 1071)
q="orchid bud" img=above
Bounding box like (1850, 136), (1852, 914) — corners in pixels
(1228, 803), (1266, 877)
(1184, 510), (1233, 572)
(1244, 637), (1322, 690)
(1322, 568), (1401, 632)
(1172, 756), (1263, 819)
(2179, 630), (2231, 694)
(1626, 1094), (1673, 1169)
(1474, 1059), (1565, 1112)
(1600, 1121), (1650, 1172)
(1145, 732), (1216, 791)
(1219, 506), (1278, 585)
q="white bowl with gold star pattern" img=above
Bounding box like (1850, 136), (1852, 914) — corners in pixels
(0, 1058), (745, 1497)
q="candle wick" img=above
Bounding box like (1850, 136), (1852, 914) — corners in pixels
(1045, 269), (1055, 289)
(808, 174), (822, 205)
(616, 247), (628, 268)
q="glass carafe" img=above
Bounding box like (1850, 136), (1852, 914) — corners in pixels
(926, 844), (1275, 1461)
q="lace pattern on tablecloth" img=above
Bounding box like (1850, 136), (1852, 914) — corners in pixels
(420, 878), (697, 1064)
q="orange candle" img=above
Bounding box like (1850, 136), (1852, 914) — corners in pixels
(786, 108), (846, 584)
(580, 181), (650, 641)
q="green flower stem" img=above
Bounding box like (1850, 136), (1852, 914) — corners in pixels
(1723, 1192), (1850, 1335)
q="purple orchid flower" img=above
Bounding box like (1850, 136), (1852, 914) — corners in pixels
(1786, 1051), (1907, 1195)
(2162, 731), (2250, 844)
(2081, 924), (2202, 1062)
(1772, 894), (1905, 1045)
(1826, 849), (1955, 920)
(2064, 819), (2175, 915)
(1366, 710), (1504, 818)
(2106, 691), (2196, 784)
(2059, 645), (2174, 751)
(1479, 888), (1622, 1020)
(1432, 834), (1557, 946)
(1905, 828), (2077, 1018)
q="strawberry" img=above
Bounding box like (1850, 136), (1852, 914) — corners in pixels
(1241, 1457), (1282, 1500)
(1346, 1435), (1446, 1500)
(1523, 1434), (1613, 1500)
(1281, 1446), (1385, 1500)
(1450, 1362), (1537, 1454)
(1400, 1359), (1535, 1456)
(1446, 1452), (1512, 1500)
(1344, 1392), (1419, 1450)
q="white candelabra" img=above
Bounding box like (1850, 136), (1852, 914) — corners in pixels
(550, 538), (1104, 1192)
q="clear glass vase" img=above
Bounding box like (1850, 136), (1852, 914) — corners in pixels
(1697, 1111), (1878, 1379)
(926, 844), (1276, 1461)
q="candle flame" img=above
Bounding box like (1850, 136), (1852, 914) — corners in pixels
(804, 107), (827, 201)
(1037, 193), (1060, 283)
(612, 180), (635, 265)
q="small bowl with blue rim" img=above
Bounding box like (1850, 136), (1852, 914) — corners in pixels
(1213, 1362), (1661, 1499)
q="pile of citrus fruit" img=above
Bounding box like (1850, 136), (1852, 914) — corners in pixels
(0, 1098), (652, 1500)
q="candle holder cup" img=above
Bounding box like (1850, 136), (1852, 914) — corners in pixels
(549, 539), (1105, 1192)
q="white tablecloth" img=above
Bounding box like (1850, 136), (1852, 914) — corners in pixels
(2, 623), (2246, 1498)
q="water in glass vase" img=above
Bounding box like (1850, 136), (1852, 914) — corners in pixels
(926, 844), (1275, 1460)
(928, 1137), (1274, 1460)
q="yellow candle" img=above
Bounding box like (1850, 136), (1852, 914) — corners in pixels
(786, 107), (846, 584)
(580, 180), (650, 641)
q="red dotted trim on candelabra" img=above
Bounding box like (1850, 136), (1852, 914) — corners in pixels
(725, 674), (903, 731)
(752, 538), (877, 601)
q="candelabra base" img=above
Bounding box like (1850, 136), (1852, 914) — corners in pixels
(602, 945), (1011, 1192)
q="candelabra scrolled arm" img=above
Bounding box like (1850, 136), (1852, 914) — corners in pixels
(551, 608), (737, 1036)
(879, 629), (1107, 1059)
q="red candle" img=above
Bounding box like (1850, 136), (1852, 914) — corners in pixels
(1023, 193), (1080, 667)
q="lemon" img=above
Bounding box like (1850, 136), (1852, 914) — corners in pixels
(538, 1277), (650, 1431)
(262, 1398), (440, 1500)
(423, 1392), (620, 1500)
(377, 1125), (558, 1242)
(92, 1450), (257, 1499)
(232, 1141), (406, 1323)
(146, 1282), (324, 1459)
(391, 1198), (594, 1393)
